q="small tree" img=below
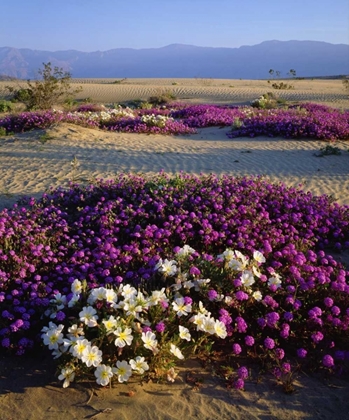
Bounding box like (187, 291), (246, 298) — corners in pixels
(7, 62), (82, 110)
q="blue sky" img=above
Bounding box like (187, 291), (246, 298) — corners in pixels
(2, 0), (348, 51)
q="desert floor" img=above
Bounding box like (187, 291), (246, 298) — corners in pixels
(0, 78), (348, 420)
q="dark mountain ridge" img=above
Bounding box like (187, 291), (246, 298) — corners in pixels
(0, 40), (348, 79)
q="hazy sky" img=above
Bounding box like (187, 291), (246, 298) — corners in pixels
(2, 0), (348, 51)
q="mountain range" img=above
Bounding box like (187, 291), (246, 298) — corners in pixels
(0, 40), (348, 80)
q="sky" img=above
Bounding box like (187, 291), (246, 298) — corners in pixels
(2, 0), (348, 51)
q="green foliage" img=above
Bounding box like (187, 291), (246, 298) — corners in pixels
(112, 78), (127, 84)
(314, 145), (342, 157)
(267, 69), (295, 90)
(0, 100), (14, 113)
(0, 127), (6, 136)
(148, 89), (177, 106)
(6, 62), (82, 110)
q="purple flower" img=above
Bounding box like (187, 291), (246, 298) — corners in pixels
(235, 291), (249, 301)
(234, 378), (245, 390)
(237, 366), (249, 380)
(297, 348), (308, 358)
(264, 337), (275, 350)
(207, 289), (218, 301)
(155, 322), (166, 333)
(232, 343), (242, 355)
(324, 297), (334, 307)
(322, 355), (335, 368)
(275, 348), (285, 360)
(245, 335), (255, 346)
(282, 363), (291, 373)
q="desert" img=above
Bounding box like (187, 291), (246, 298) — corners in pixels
(0, 77), (349, 420)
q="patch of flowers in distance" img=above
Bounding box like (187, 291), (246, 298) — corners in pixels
(1, 102), (348, 140)
(0, 173), (349, 386)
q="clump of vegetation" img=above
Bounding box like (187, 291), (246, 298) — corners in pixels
(267, 69), (295, 90)
(251, 92), (279, 109)
(112, 78), (127, 84)
(6, 62), (82, 110)
(314, 145), (342, 157)
(0, 100), (14, 113)
(148, 89), (177, 106)
(342, 77), (349, 94)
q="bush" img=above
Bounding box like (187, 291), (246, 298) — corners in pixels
(6, 62), (82, 110)
(0, 100), (14, 113)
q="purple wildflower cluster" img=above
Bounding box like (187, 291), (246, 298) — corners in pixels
(227, 103), (349, 141)
(0, 173), (348, 377)
(1, 102), (348, 140)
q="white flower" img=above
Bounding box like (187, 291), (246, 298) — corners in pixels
(42, 323), (64, 350)
(68, 293), (80, 307)
(172, 297), (192, 317)
(102, 315), (118, 333)
(129, 356), (149, 374)
(50, 293), (67, 310)
(252, 265), (262, 278)
(141, 331), (158, 351)
(120, 284), (138, 301)
(81, 345), (103, 367)
(71, 279), (82, 294)
(214, 320), (227, 339)
(71, 338), (91, 358)
(58, 367), (75, 388)
(179, 326), (191, 341)
(193, 278), (211, 291)
(79, 306), (98, 327)
(148, 288), (168, 306)
(228, 259), (244, 271)
(166, 367), (178, 383)
(114, 327), (133, 348)
(104, 288), (118, 306)
(190, 313), (208, 332)
(252, 291), (263, 301)
(253, 250), (266, 264)
(95, 364), (114, 386)
(224, 296), (233, 306)
(202, 317), (215, 335)
(123, 300), (143, 317)
(240, 270), (255, 288)
(170, 344), (184, 360)
(177, 245), (196, 257)
(198, 301), (210, 316)
(217, 249), (235, 262)
(113, 360), (132, 383)
(88, 287), (106, 304)
(155, 258), (177, 276)
(268, 274), (282, 289)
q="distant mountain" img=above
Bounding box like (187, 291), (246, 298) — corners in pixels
(0, 41), (348, 79)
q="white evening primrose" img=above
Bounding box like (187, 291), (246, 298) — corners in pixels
(95, 364), (114, 386)
(198, 301), (210, 316)
(241, 270), (255, 288)
(129, 356), (149, 374)
(41, 323), (64, 350)
(268, 274), (282, 289)
(120, 284), (138, 300)
(214, 320), (227, 339)
(252, 265), (262, 278)
(172, 297), (192, 317)
(79, 306), (98, 327)
(114, 360), (132, 383)
(179, 326), (191, 341)
(71, 279), (82, 294)
(217, 249), (235, 262)
(68, 293), (80, 308)
(123, 300), (143, 317)
(58, 367), (75, 388)
(102, 315), (118, 333)
(177, 244), (196, 257)
(148, 288), (168, 306)
(189, 313), (207, 332)
(253, 250), (266, 264)
(114, 327), (133, 348)
(81, 345), (103, 367)
(252, 291), (263, 301)
(87, 287), (106, 304)
(202, 317), (215, 335)
(50, 293), (67, 310)
(170, 344), (184, 360)
(71, 338), (91, 358)
(141, 331), (158, 351)
(155, 258), (178, 276)
(228, 258), (245, 271)
(193, 278), (211, 291)
(104, 288), (118, 307)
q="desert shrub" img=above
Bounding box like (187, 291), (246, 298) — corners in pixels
(251, 93), (278, 109)
(0, 100), (14, 113)
(6, 62), (82, 110)
(0, 127), (6, 136)
(148, 89), (177, 106)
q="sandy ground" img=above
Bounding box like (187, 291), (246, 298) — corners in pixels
(0, 79), (349, 420)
